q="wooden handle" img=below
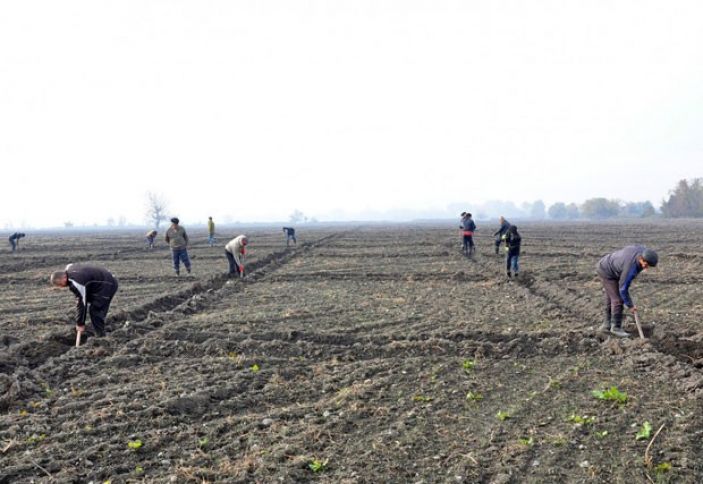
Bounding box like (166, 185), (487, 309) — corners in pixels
(75, 331), (81, 348)
(633, 312), (645, 340)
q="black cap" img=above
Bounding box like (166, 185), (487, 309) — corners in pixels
(170, 217), (179, 224)
(642, 248), (658, 267)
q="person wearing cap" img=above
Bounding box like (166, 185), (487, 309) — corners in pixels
(225, 235), (248, 277)
(8, 232), (26, 252)
(207, 216), (216, 247)
(283, 227), (296, 247)
(145, 229), (157, 249)
(50, 264), (119, 338)
(459, 213), (476, 256)
(596, 245), (658, 338)
(493, 216), (511, 255)
(165, 217), (191, 276)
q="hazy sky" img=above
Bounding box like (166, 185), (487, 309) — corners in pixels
(1, 1), (701, 227)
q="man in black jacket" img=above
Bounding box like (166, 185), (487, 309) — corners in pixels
(9, 232), (25, 252)
(50, 264), (119, 337)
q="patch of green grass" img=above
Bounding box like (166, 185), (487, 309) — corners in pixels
(655, 462), (672, 474)
(594, 430), (608, 439)
(465, 391), (483, 402)
(413, 395), (433, 403)
(591, 386), (628, 405)
(134, 465), (144, 475)
(26, 434), (46, 445)
(250, 364), (260, 373)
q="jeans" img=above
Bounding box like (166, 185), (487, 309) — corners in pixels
(462, 235), (474, 253)
(208, 234), (216, 246)
(225, 250), (240, 275)
(172, 248), (191, 273)
(507, 254), (519, 273)
(286, 235), (296, 246)
(9, 238), (16, 252)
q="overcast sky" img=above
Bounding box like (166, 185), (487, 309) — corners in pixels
(1, 1), (701, 228)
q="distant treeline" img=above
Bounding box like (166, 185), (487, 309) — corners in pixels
(451, 178), (703, 220)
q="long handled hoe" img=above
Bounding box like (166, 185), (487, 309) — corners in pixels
(633, 311), (646, 340)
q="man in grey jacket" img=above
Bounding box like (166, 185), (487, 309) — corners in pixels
(165, 217), (191, 276)
(596, 245), (658, 337)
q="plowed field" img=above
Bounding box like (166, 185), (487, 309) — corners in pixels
(1, 222), (702, 483)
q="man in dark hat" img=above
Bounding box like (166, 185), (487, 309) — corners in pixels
(596, 245), (658, 337)
(165, 217), (191, 276)
(50, 264), (119, 338)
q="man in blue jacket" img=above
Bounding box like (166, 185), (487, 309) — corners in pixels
(596, 246), (658, 337)
(493, 217), (511, 255)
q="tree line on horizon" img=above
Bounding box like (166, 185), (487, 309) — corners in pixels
(458, 178), (703, 220)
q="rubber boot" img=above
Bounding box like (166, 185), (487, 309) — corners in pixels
(610, 314), (629, 338)
(600, 308), (611, 333)
(507, 271), (511, 278)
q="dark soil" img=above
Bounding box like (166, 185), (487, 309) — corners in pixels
(1, 222), (702, 483)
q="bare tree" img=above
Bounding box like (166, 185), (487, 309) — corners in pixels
(145, 192), (169, 229)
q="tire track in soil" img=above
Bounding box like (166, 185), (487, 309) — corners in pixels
(0, 232), (344, 410)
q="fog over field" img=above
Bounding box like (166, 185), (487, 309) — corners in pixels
(1, 1), (702, 228)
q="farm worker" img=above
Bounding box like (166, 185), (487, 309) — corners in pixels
(493, 216), (511, 255)
(165, 217), (191, 276)
(596, 246), (658, 338)
(283, 227), (296, 246)
(505, 225), (521, 278)
(459, 213), (476, 256)
(225, 235), (248, 277)
(207, 216), (216, 246)
(145, 229), (157, 249)
(8, 232), (25, 252)
(50, 264), (119, 338)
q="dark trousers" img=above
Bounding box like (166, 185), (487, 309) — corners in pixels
(462, 235), (474, 253)
(600, 275), (624, 327)
(172, 248), (191, 273)
(88, 280), (119, 336)
(225, 250), (240, 275)
(9, 238), (16, 252)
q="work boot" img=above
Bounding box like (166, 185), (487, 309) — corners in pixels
(507, 271), (511, 278)
(610, 315), (629, 338)
(599, 320), (611, 333)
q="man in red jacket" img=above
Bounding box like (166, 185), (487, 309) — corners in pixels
(50, 264), (119, 338)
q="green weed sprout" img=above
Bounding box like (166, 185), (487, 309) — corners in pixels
(567, 414), (595, 425)
(636, 421), (653, 441)
(518, 437), (534, 446)
(462, 359), (476, 372)
(496, 410), (511, 421)
(250, 364), (260, 373)
(466, 391), (483, 402)
(591, 386), (628, 405)
(655, 462), (672, 474)
(308, 459), (328, 473)
(127, 440), (143, 451)
(413, 395), (433, 402)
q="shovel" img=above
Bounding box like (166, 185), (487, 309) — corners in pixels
(633, 311), (646, 340)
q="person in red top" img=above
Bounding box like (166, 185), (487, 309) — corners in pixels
(459, 213), (476, 256)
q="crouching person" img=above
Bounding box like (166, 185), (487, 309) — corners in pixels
(225, 235), (248, 278)
(50, 264), (119, 338)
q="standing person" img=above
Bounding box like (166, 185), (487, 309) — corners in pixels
(283, 227), (296, 247)
(459, 213), (476, 256)
(493, 216), (511, 255)
(505, 225), (521, 278)
(165, 217), (191, 276)
(225, 235), (248, 277)
(8, 232), (25, 252)
(145, 229), (157, 250)
(50, 264), (119, 338)
(207, 216), (216, 247)
(596, 245), (658, 338)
